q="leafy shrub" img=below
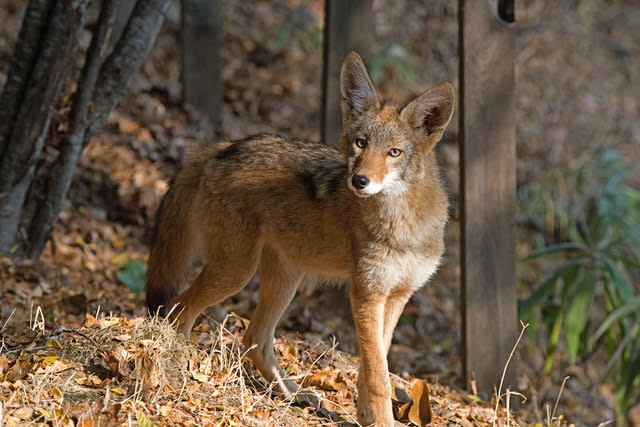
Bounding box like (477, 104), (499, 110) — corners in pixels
(518, 149), (640, 420)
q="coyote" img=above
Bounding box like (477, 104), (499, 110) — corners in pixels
(146, 52), (454, 426)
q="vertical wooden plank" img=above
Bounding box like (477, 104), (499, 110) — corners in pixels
(459, 0), (518, 396)
(182, 0), (222, 138)
(321, 0), (373, 148)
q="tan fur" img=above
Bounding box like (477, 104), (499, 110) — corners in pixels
(146, 52), (454, 426)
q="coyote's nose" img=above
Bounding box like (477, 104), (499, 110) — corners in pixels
(352, 174), (370, 189)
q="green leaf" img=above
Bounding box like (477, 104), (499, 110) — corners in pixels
(518, 258), (584, 316)
(601, 257), (634, 302)
(589, 294), (640, 350)
(616, 345), (640, 421)
(565, 271), (596, 364)
(116, 259), (147, 296)
(544, 303), (564, 374)
(520, 242), (587, 261)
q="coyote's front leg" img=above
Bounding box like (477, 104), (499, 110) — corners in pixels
(350, 286), (394, 426)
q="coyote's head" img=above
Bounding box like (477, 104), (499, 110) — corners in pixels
(339, 52), (455, 198)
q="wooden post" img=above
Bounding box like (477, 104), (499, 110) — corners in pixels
(321, 0), (373, 148)
(181, 0), (222, 138)
(459, 0), (518, 397)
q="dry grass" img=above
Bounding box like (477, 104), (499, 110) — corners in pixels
(0, 306), (534, 426)
(0, 311), (313, 426)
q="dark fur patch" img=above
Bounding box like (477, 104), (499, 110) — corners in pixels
(145, 288), (176, 317)
(215, 142), (242, 160)
(298, 171), (318, 200)
(310, 163), (347, 200)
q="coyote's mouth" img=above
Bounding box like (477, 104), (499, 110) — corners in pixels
(351, 188), (373, 198)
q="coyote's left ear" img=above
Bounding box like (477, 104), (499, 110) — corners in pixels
(400, 82), (455, 143)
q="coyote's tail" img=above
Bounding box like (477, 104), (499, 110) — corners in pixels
(145, 176), (196, 316)
(145, 143), (229, 316)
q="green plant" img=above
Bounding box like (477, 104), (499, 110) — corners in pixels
(116, 258), (147, 297)
(272, 6), (323, 52)
(518, 149), (640, 421)
(369, 44), (417, 86)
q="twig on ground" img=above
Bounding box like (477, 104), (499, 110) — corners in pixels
(493, 320), (529, 426)
(550, 375), (570, 425)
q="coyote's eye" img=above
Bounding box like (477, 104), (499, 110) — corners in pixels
(355, 138), (368, 149)
(388, 148), (402, 157)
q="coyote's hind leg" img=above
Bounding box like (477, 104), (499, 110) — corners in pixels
(169, 244), (261, 337)
(243, 246), (306, 397)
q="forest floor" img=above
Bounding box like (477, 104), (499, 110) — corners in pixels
(1, 0), (639, 425)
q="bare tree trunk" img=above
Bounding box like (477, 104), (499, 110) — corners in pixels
(112, 0), (138, 46)
(0, 0), (171, 258)
(19, 0), (171, 258)
(0, 0), (90, 252)
(0, 0), (53, 157)
(19, 0), (121, 257)
(85, 0), (171, 141)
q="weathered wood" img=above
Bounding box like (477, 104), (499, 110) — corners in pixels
(321, 0), (372, 148)
(459, 0), (517, 397)
(181, 0), (222, 138)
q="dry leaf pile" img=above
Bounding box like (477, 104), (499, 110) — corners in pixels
(1, 311), (524, 426)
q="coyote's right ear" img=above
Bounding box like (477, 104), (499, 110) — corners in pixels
(340, 51), (380, 123)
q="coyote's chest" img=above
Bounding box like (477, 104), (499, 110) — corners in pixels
(358, 246), (441, 293)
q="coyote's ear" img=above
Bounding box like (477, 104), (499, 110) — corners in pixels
(340, 51), (380, 122)
(400, 82), (455, 142)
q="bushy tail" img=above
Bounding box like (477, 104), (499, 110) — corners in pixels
(145, 142), (232, 316)
(145, 177), (196, 316)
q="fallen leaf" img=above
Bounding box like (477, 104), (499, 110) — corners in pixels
(5, 416), (20, 426)
(282, 345), (298, 361)
(160, 404), (172, 417)
(84, 314), (100, 328)
(111, 386), (125, 395)
(113, 333), (132, 341)
(76, 374), (104, 387)
(51, 386), (64, 403)
(6, 358), (33, 382)
(192, 372), (208, 383)
(13, 407), (33, 420)
(137, 411), (158, 427)
(135, 352), (160, 387)
(303, 367), (345, 392)
(47, 339), (62, 349)
(397, 402), (411, 421)
(408, 378), (432, 426)
(0, 354), (9, 374)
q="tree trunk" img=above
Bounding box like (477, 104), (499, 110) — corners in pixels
(0, 0), (90, 252)
(0, 0), (171, 258)
(181, 0), (222, 137)
(18, 0), (172, 258)
(18, 0), (121, 257)
(0, 0), (53, 157)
